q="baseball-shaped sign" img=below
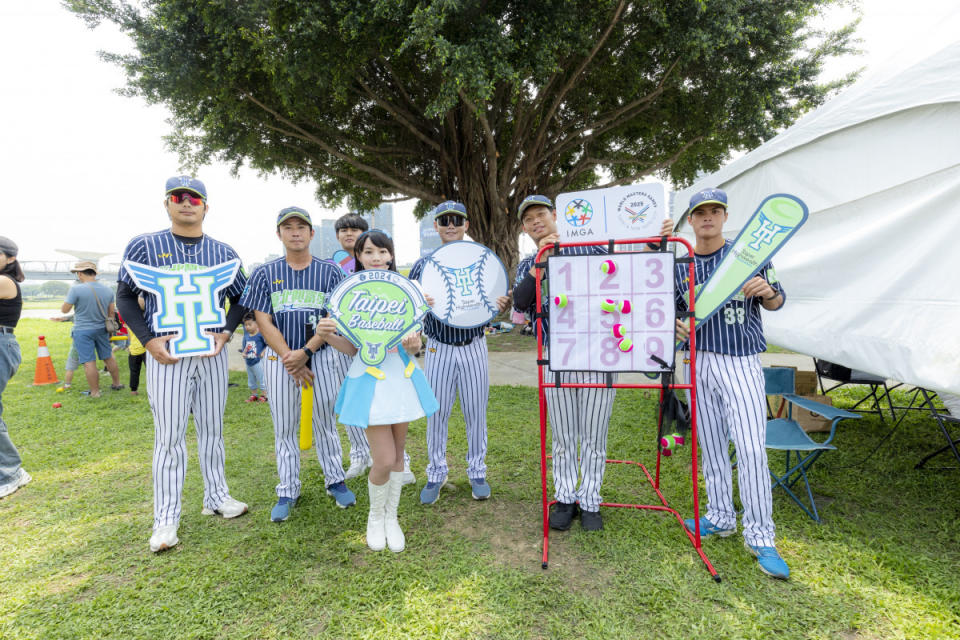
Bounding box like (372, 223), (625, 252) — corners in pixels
(324, 269), (430, 366)
(418, 241), (508, 329)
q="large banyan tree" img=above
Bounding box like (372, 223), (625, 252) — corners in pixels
(68, 0), (856, 270)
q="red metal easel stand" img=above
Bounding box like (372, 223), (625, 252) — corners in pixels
(534, 237), (720, 582)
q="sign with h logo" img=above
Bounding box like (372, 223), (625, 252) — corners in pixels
(124, 259), (241, 357)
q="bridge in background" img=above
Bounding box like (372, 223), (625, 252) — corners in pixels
(21, 248), (120, 281)
(21, 260), (119, 281)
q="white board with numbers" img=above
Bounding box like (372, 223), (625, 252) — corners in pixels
(547, 252), (675, 373)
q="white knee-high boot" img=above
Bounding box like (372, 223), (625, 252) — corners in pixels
(366, 479), (388, 551)
(385, 471), (405, 552)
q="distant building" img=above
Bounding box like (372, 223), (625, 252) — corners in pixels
(310, 220), (339, 260)
(419, 215), (442, 257)
(365, 203), (394, 238)
(310, 204), (396, 260)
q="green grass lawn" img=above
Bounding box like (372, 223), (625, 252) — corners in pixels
(2, 320), (959, 639)
(20, 299), (64, 310)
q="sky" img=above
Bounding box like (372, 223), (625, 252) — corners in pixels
(1, 0), (958, 269)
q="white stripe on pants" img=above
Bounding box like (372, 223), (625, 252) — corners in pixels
(147, 349), (231, 529)
(423, 337), (489, 482)
(686, 351), (775, 547)
(332, 349), (370, 463)
(544, 370), (616, 512)
(263, 347), (346, 498)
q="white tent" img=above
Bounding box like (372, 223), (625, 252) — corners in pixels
(671, 40), (960, 394)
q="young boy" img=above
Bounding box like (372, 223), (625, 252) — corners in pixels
(675, 187), (790, 580)
(241, 313), (267, 402)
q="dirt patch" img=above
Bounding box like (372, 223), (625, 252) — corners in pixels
(438, 497), (616, 593)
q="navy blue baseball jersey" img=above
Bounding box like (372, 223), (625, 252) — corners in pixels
(674, 240), (785, 356)
(119, 230), (247, 340)
(239, 257), (344, 351)
(513, 245), (604, 343)
(408, 256), (486, 344)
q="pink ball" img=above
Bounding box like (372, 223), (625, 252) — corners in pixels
(618, 300), (632, 314)
(611, 323), (625, 339)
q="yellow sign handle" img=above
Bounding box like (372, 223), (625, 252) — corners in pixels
(299, 381), (313, 451)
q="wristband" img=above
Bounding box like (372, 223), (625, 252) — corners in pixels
(302, 347), (314, 359)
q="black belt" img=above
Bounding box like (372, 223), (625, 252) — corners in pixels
(0, 326), (14, 334)
(439, 336), (475, 347)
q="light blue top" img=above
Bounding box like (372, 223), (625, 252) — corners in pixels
(66, 281), (115, 331)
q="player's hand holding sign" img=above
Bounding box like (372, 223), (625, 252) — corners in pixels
(145, 334), (178, 365)
(204, 330), (232, 357)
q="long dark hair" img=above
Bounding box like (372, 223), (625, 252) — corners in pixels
(0, 256), (24, 283)
(353, 230), (396, 272)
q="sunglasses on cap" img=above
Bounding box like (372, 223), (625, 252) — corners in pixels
(436, 214), (466, 228)
(168, 191), (205, 206)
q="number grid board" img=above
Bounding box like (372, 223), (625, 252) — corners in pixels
(547, 252), (675, 373)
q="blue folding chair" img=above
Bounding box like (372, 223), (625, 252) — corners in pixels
(764, 367), (861, 521)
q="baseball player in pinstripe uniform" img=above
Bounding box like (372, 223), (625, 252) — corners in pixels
(675, 187), (790, 580)
(513, 195), (616, 532)
(116, 176), (249, 553)
(239, 207), (356, 522)
(408, 201), (511, 504)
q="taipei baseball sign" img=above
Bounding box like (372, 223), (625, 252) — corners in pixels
(324, 270), (430, 366)
(123, 259), (242, 357)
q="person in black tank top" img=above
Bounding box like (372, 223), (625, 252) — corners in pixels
(0, 236), (31, 499)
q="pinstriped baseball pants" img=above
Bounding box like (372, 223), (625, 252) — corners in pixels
(424, 337), (489, 482)
(687, 351), (775, 547)
(263, 347), (346, 499)
(331, 349), (371, 463)
(147, 349), (231, 529)
(544, 370), (616, 513)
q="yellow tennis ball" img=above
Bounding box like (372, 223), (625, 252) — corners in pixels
(600, 259), (617, 275)
(554, 294), (568, 308)
(618, 338), (633, 352)
(600, 299), (617, 313)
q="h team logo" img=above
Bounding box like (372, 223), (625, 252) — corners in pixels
(564, 199), (594, 227)
(615, 190), (659, 229)
(451, 265), (478, 296)
(124, 259), (241, 357)
(748, 213), (786, 250)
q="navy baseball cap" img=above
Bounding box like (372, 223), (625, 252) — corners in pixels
(165, 175), (207, 199)
(432, 200), (468, 219)
(276, 206), (313, 226)
(686, 188), (727, 215)
(517, 194), (553, 220)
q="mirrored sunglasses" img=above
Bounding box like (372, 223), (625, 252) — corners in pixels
(168, 191), (205, 205)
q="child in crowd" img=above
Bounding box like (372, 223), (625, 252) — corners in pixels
(126, 297), (147, 395)
(241, 313), (267, 402)
(316, 229), (438, 553)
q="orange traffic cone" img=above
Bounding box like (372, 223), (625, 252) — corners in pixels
(33, 335), (60, 386)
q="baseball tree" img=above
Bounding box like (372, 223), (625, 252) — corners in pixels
(66, 0), (856, 271)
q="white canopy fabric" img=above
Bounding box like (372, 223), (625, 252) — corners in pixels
(671, 40), (960, 394)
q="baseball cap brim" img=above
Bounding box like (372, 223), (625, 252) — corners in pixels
(517, 197), (553, 220)
(277, 210), (313, 226)
(165, 186), (205, 198)
(433, 205), (468, 219)
(686, 199), (727, 215)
